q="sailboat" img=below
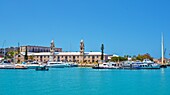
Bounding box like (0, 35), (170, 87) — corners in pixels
(160, 33), (167, 68)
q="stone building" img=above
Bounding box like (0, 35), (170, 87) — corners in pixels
(16, 40), (108, 64)
(20, 45), (62, 53)
(0, 47), (19, 57)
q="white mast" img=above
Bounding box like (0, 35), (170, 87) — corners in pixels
(161, 33), (164, 65)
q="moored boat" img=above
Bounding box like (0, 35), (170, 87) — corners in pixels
(0, 64), (27, 69)
(92, 62), (120, 69)
(26, 61), (43, 69)
(121, 61), (140, 69)
(14, 65), (28, 69)
(64, 62), (78, 67)
(160, 65), (167, 68)
(121, 60), (160, 69)
(134, 59), (160, 69)
(36, 65), (49, 71)
(47, 62), (66, 68)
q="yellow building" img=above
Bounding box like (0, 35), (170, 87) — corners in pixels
(20, 45), (62, 52)
(16, 40), (108, 64)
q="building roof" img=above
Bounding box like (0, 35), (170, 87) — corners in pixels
(20, 45), (62, 49)
(20, 52), (108, 56)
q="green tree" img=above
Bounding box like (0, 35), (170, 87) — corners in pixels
(101, 44), (104, 61)
(136, 53), (153, 61)
(24, 46), (28, 61)
(7, 51), (15, 59)
(6, 51), (19, 59)
(29, 55), (34, 61)
(111, 56), (128, 62)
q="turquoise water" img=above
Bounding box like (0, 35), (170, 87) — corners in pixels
(0, 68), (169, 95)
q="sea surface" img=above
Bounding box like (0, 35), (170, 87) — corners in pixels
(0, 67), (170, 95)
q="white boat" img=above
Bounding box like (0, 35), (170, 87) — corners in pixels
(64, 62), (78, 67)
(14, 61), (40, 69)
(26, 61), (43, 69)
(121, 61), (140, 69)
(0, 64), (15, 69)
(136, 59), (160, 69)
(26, 64), (41, 69)
(0, 60), (14, 69)
(35, 65), (49, 71)
(0, 61), (27, 69)
(92, 62), (120, 69)
(47, 62), (66, 68)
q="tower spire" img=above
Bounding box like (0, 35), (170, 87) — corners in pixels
(49, 40), (55, 62)
(80, 39), (85, 63)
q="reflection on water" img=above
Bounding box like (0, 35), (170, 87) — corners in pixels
(161, 68), (165, 74)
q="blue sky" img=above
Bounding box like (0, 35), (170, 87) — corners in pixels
(0, 0), (170, 58)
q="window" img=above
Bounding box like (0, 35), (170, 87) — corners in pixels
(96, 56), (98, 58)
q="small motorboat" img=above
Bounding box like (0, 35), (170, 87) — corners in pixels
(160, 65), (167, 68)
(35, 65), (49, 71)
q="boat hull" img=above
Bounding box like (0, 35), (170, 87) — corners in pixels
(35, 66), (49, 71)
(47, 64), (65, 68)
(0, 65), (28, 69)
(160, 65), (167, 68)
(92, 66), (120, 69)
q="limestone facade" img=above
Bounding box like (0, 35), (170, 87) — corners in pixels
(16, 40), (108, 64)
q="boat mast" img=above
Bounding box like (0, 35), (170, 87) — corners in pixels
(161, 33), (164, 65)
